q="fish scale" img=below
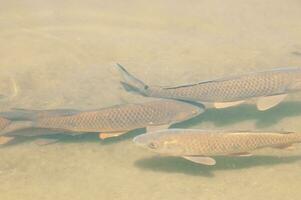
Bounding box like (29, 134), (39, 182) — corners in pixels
(117, 64), (301, 106)
(30, 100), (203, 134)
(181, 132), (301, 155)
(134, 129), (301, 157)
(155, 71), (289, 102)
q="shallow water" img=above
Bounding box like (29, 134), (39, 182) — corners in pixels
(1, 0), (301, 199)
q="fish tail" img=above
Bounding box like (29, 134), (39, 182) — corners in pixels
(0, 120), (35, 136)
(0, 108), (80, 120)
(0, 108), (40, 120)
(115, 63), (149, 96)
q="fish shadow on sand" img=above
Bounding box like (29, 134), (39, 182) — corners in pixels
(135, 155), (301, 177)
(292, 51), (301, 56)
(1, 129), (145, 147)
(174, 101), (301, 128)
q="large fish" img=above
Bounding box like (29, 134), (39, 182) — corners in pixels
(133, 129), (301, 165)
(0, 100), (204, 142)
(116, 64), (301, 110)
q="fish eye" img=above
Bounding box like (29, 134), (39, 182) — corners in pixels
(148, 142), (158, 149)
(144, 85), (149, 90)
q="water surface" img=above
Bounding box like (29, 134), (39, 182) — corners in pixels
(1, 0), (301, 199)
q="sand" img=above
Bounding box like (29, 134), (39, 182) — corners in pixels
(0, 0), (301, 199)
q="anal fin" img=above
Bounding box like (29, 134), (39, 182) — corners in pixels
(0, 136), (14, 144)
(214, 101), (245, 109)
(99, 131), (127, 140)
(257, 94), (287, 111)
(183, 156), (216, 165)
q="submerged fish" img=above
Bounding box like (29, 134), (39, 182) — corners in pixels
(116, 64), (301, 110)
(133, 129), (301, 165)
(0, 100), (204, 141)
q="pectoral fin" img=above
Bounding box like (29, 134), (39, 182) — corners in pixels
(214, 101), (245, 109)
(146, 125), (170, 132)
(0, 136), (14, 144)
(99, 132), (127, 140)
(257, 94), (287, 111)
(183, 156), (216, 165)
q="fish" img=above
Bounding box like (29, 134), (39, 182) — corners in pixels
(133, 129), (301, 165)
(116, 63), (301, 110)
(0, 100), (204, 140)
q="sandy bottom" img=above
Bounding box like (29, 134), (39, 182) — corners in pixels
(0, 0), (301, 199)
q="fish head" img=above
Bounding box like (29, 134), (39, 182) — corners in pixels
(171, 102), (205, 122)
(133, 130), (186, 155)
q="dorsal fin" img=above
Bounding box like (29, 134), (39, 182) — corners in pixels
(162, 67), (301, 90)
(162, 74), (245, 90)
(162, 80), (215, 90)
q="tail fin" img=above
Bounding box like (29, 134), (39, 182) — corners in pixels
(0, 108), (80, 120)
(0, 120), (35, 136)
(115, 63), (149, 96)
(0, 109), (39, 120)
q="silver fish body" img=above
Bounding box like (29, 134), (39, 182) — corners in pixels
(134, 129), (301, 156)
(0, 100), (204, 139)
(147, 68), (301, 102)
(34, 100), (203, 133)
(117, 64), (301, 109)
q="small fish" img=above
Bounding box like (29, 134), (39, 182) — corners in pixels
(0, 100), (204, 140)
(133, 129), (301, 165)
(116, 64), (301, 110)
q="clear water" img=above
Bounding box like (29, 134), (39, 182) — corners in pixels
(1, 0), (301, 199)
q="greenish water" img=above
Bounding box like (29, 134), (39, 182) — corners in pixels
(1, 0), (301, 199)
